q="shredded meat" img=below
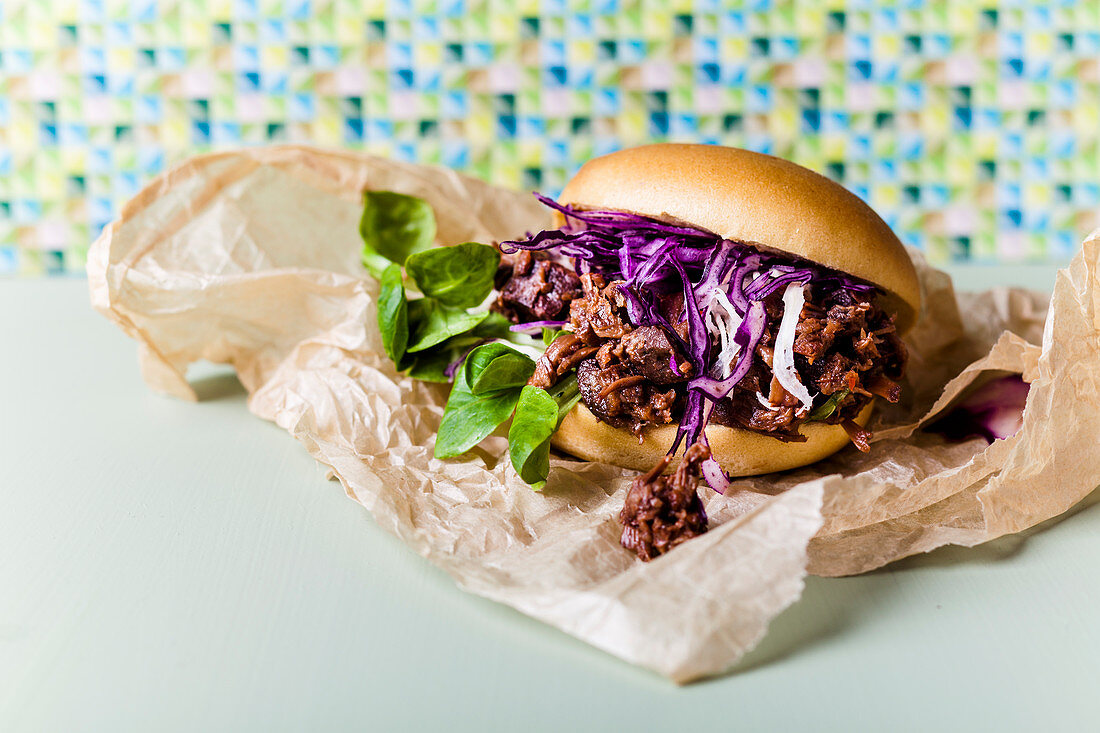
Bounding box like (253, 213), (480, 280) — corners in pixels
(709, 396), (805, 441)
(841, 419), (873, 452)
(528, 332), (598, 389)
(549, 267), (908, 453)
(492, 249), (581, 323)
(706, 288), (906, 448)
(853, 329), (880, 368)
(576, 359), (679, 435)
(748, 405), (804, 436)
(555, 277), (694, 434)
(831, 301), (872, 324)
(812, 351), (857, 396)
(569, 273), (633, 341)
(793, 313), (842, 361)
(618, 326), (694, 383)
(619, 442), (710, 561)
(865, 373), (902, 402)
(597, 374), (646, 398)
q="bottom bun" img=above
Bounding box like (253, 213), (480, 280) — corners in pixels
(552, 402), (874, 476)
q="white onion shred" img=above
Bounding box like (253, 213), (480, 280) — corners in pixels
(756, 391), (779, 410)
(704, 288), (743, 378)
(774, 283), (814, 410)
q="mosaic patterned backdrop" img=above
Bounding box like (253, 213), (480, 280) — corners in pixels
(1, 0), (1099, 276)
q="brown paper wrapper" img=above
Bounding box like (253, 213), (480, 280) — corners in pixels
(88, 146), (1100, 682)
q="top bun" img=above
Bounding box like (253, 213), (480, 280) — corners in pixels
(558, 143), (921, 332)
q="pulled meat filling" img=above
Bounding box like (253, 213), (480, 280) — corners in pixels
(619, 442), (710, 561)
(529, 331), (597, 388)
(512, 265), (907, 450)
(492, 249), (581, 323)
(707, 288), (907, 448)
(569, 272), (633, 341)
(545, 273), (695, 433)
(576, 359), (679, 434)
(616, 326), (695, 384)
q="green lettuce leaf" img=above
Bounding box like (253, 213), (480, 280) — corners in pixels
(406, 242), (500, 309)
(464, 342), (536, 395)
(377, 264), (409, 363)
(406, 299), (488, 353)
(507, 386), (559, 489)
(507, 374), (580, 489)
(434, 348), (525, 459)
(360, 190), (436, 276)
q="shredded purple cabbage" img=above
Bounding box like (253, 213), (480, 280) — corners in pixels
(508, 320), (567, 333)
(443, 349), (473, 378)
(928, 375), (1029, 443)
(502, 194), (880, 493)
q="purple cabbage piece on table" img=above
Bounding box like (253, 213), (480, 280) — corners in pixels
(927, 375), (1030, 443)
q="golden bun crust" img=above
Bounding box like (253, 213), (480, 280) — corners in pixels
(552, 402), (874, 477)
(559, 143), (921, 332)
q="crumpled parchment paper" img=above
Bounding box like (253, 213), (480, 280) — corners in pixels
(88, 145), (1100, 683)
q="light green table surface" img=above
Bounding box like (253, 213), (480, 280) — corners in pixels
(4, 266), (1098, 732)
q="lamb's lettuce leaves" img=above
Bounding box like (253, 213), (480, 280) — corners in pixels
(360, 190), (436, 276)
(406, 300), (488, 353)
(507, 375), (580, 489)
(434, 343), (535, 459)
(406, 242), (500, 309)
(377, 264), (409, 363)
(363, 192), (574, 489)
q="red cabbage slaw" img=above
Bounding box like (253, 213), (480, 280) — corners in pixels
(508, 320), (568, 333)
(501, 194), (880, 493)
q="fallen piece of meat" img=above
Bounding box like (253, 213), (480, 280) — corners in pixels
(492, 249), (582, 323)
(620, 442), (710, 561)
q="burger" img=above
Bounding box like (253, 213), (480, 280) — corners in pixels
(491, 143), (921, 559)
